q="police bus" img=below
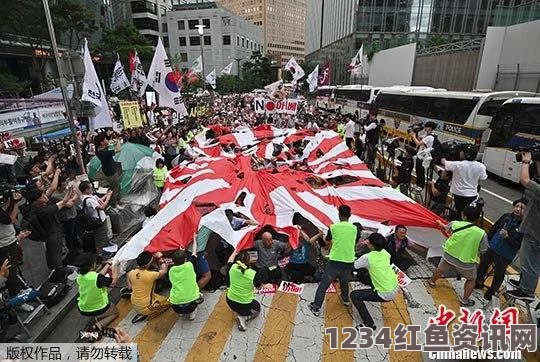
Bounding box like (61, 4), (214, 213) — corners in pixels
(373, 88), (535, 157)
(482, 97), (540, 183)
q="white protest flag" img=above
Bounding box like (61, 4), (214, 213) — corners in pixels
(146, 38), (188, 115)
(284, 57), (305, 83)
(307, 64), (319, 93)
(221, 61), (233, 75)
(205, 68), (217, 89)
(110, 54), (130, 94)
(348, 44), (363, 73)
(192, 55), (203, 73)
(81, 39), (113, 130)
(264, 80), (283, 94)
(130, 51), (147, 97)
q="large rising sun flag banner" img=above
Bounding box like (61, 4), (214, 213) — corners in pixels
(81, 39), (113, 130)
(144, 38), (188, 115)
(114, 127), (447, 263)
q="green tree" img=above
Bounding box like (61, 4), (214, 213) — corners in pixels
(242, 51), (273, 90)
(424, 34), (449, 48)
(0, 72), (31, 98)
(94, 24), (152, 61)
(52, 0), (97, 50)
(216, 74), (240, 94)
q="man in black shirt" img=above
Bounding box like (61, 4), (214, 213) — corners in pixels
(95, 133), (122, 208)
(428, 170), (452, 216)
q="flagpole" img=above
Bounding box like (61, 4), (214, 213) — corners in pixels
(42, 0), (85, 174)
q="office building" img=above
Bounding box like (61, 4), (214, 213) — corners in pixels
(112, 0), (173, 45)
(217, 0), (306, 63)
(166, 2), (263, 75)
(306, 0), (540, 85)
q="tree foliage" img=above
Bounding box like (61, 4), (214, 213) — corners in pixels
(52, 0), (97, 50)
(0, 72), (31, 97)
(216, 74), (240, 94)
(94, 24), (152, 61)
(242, 51), (273, 90)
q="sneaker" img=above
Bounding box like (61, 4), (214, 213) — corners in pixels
(507, 289), (535, 302)
(458, 296), (475, 307)
(507, 279), (520, 289)
(309, 302), (321, 317)
(236, 316), (247, 331)
(483, 291), (494, 301)
(196, 293), (204, 304)
(356, 324), (376, 331)
(17, 303), (35, 313)
(188, 309), (197, 321)
(131, 314), (147, 324)
(120, 287), (132, 299)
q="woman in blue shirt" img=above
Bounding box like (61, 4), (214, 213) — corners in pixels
(285, 226), (323, 284)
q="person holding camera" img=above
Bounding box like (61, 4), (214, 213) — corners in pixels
(0, 189), (32, 312)
(409, 121), (437, 190)
(441, 144), (487, 216)
(79, 181), (113, 258)
(364, 111), (379, 170)
(507, 152), (540, 301)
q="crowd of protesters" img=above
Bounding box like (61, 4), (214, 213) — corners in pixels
(0, 91), (537, 340)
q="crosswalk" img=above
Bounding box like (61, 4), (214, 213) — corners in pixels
(102, 279), (538, 362)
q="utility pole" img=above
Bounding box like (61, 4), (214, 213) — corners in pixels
(42, 0), (86, 174)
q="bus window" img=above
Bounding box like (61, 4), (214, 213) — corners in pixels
(412, 96), (433, 119)
(477, 99), (505, 117)
(431, 97), (451, 121)
(488, 103), (540, 147)
(447, 98), (478, 124)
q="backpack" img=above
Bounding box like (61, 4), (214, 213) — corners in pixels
(38, 268), (70, 308)
(78, 197), (103, 231)
(430, 133), (443, 164)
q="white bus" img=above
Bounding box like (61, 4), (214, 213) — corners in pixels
(374, 88), (536, 157)
(315, 85), (338, 111)
(483, 97), (540, 183)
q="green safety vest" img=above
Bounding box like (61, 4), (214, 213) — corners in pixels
(77, 271), (109, 313)
(227, 263), (256, 304)
(169, 263), (200, 305)
(153, 167), (167, 188)
(329, 221), (357, 263)
(443, 221), (485, 264)
(367, 249), (398, 294)
(337, 124), (345, 137)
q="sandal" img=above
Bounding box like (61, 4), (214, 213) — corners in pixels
(459, 296), (475, 307)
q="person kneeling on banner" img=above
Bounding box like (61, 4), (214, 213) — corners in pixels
(226, 250), (262, 332)
(351, 233), (399, 330)
(76, 253), (119, 331)
(286, 216), (323, 284)
(168, 250), (203, 321)
(476, 198), (527, 301)
(429, 206), (488, 307)
(127, 251), (170, 323)
(384, 225), (417, 272)
(253, 231), (291, 284)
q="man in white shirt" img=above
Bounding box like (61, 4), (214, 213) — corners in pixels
(409, 121), (437, 189)
(344, 118), (356, 149)
(79, 181), (113, 257)
(442, 144), (487, 216)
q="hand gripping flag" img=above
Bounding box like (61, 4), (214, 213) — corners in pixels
(145, 38), (188, 115)
(284, 57), (305, 83)
(81, 39), (113, 130)
(221, 61), (233, 75)
(110, 54), (130, 94)
(307, 65), (319, 93)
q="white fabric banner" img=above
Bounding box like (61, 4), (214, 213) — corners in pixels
(81, 39), (113, 130)
(192, 55), (203, 73)
(307, 64), (319, 92)
(220, 62), (233, 75)
(145, 38), (188, 115)
(110, 57), (130, 94)
(131, 51), (147, 98)
(205, 69), (216, 89)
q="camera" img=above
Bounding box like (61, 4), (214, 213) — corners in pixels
(407, 122), (424, 134)
(0, 184), (24, 204)
(514, 144), (540, 163)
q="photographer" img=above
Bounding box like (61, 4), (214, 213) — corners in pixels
(0, 188), (32, 311)
(441, 144), (487, 216)
(409, 121), (437, 189)
(507, 152), (540, 301)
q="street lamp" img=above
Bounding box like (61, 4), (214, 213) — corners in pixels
(195, 24), (206, 86)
